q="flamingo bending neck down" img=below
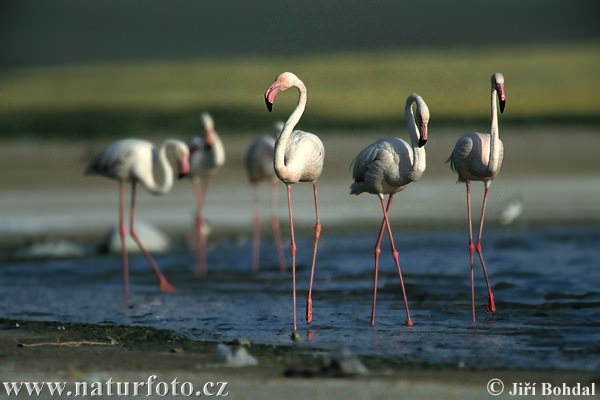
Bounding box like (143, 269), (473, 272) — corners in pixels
(265, 71), (324, 333)
(245, 121), (286, 273)
(187, 112), (225, 277)
(351, 93), (430, 327)
(85, 138), (190, 302)
(446, 72), (506, 322)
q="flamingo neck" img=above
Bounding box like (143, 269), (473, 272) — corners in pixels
(274, 80), (307, 179)
(488, 86), (501, 172)
(405, 95), (426, 181)
(140, 141), (175, 195)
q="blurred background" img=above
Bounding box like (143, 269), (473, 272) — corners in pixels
(0, 0), (599, 243)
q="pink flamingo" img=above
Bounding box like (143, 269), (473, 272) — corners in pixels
(245, 121), (286, 273)
(446, 72), (506, 322)
(187, 112), (225, 277)
(351, 93), (430, 328)
(85, 138), (190, 302)
(265, 72), (324, 333)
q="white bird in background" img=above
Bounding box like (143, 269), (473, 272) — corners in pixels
(187, 112), (225, 277)
(245, 121), (286, 273)
(85, 138), (190, 302)
(446, 72), (506, 322)
(265, 71), (324, 333)
(351, 93), (430, 328)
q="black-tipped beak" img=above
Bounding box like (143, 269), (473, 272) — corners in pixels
(418, 123), (428, 147)
(499, 98), (506, 114)
(178, 172), (189, 180)
(266, 98), (273, 112)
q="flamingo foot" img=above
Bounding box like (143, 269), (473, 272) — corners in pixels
(159, 278), (176, 293)
(487, 292), (496, 313)
(306, 296), (313, 324)
(406, 317), (414, 327)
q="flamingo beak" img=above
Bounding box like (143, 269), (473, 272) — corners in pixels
(497, 84), (506, 114)
(204, 128), (215, 148)
(418, 123), (428, 147)
(178, 156), (190, 179)
(265, 81), (281, 112)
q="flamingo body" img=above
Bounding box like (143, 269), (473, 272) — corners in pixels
(448, 132), (504, 182)
(351, 136), (423, 196)
(351, 93), (429, 328)
(246, 135), (277, 183)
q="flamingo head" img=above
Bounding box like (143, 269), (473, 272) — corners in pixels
(201, 112), (216, 148)
(415, 95), (430, 147)
(166, 140), (190, 179)
(492, 73), (506, 114)
(265, 72), (297, 112)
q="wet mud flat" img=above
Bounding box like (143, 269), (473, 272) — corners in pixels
(2, 319), (598, 400)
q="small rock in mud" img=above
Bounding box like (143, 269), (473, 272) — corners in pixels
(322, 346), (368, 375)
(213, 343), (258, 367)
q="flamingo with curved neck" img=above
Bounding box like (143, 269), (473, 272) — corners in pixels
(265, 71), (324, 335)
(350, 93), (430, 327)
(447, 72), (506, 322)
(85, 138), (190, 302)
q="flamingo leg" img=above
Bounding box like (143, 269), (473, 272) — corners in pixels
(476, 183), (496, 313)
(193, 178), (209, 277)
(370, 194), (393, 327)
(118, 182), (129, 304)
(466, 182), (476, 322)
(251, 183), (261, 273)
(271, 179), (286, 273)
(129, 181), (176, 293)
(306, 182), (321, 325)
(286, 184), (298, 331)
(380, 194), (413, 327)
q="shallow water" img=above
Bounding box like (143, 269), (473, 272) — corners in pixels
(1, 224), (600, 371)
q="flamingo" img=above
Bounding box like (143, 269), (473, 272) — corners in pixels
(446, 72), (506, 322)
(187, 112), (225, 277)
(351, 93), (430, 328)
(245, 121), (286, 273)
(264, 71), (324, 333)
(85, 138), (190, 302)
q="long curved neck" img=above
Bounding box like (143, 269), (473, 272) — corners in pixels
(140, 141), (175, 195)
(405, 95), (425, 180)
(488, 86), (501, 171)
(274, 80), (307, 177)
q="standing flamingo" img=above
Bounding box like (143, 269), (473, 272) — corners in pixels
(264, 72), (324, 333)
(351, 93), (429, 328)
(187, 112), (225, 277)
(245, 121), (286, 273)
(446, 72), (506, 322)
(85, 138), (190, 302)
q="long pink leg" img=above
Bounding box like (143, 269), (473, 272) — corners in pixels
(286, 184), (298, 331)
(466, 182), (476, 322)
(118, 182), (129, 303)
(306, 182), (321, 325)
(370, 194), (393, 327)
(271, 179), (286, 273)
(476, 183), (496, 313)
(251, 183), (261, 273)
(379, 194), (413, 327)
(129, 182), (176, 293)
(193, 178), (209, 277)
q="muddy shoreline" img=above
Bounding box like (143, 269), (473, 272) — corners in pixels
(2, 319), (598, 399)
